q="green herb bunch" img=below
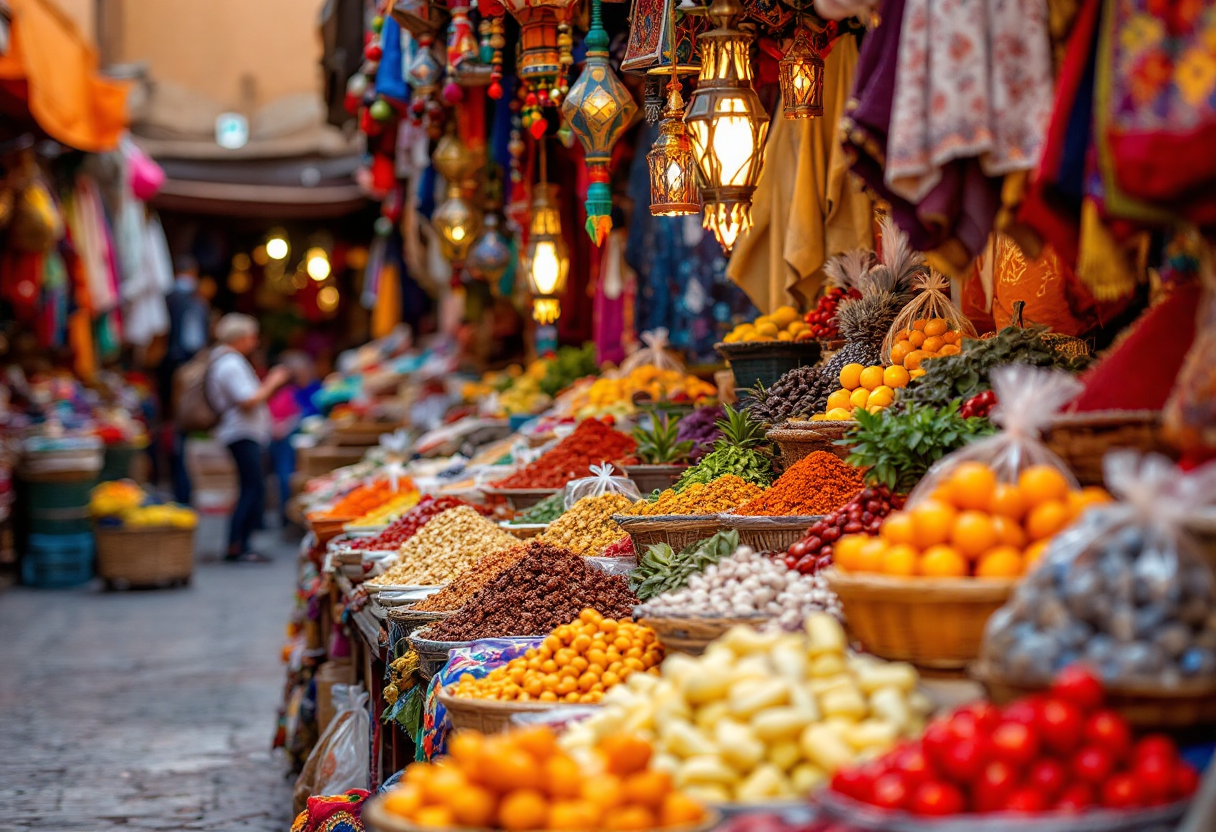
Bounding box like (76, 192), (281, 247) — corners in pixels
(539, 344), (599, 397)
(517, 491), (567, 524)
(673, 405), (774, 491)
(630, 530), (739, 601)
(843, 401), (995, 494)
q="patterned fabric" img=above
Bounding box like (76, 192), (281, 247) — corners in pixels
(291, 789), (369, 832)
(886, 0), (1055, 204)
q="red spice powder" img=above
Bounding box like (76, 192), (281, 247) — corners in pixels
(735, 451), (864, 516)
(492, 418), (637, 489)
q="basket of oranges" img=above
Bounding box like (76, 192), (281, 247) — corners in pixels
(825, 461), (1111, 669)
(717, 307), (824, 391)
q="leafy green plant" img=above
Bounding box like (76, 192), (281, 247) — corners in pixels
(843, 401), (995, 494)
(632, 412), (694, 464)
(539, 344), (599, 397)
(673, 405), (774, 490)
(630, 529), (739, 601)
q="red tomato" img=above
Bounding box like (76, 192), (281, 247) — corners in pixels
(922, 721), (955, 768)
(1174, 762), (1200, 799)
(1037, 698), (1084, 755)
(910, 781), (966, 816)
(1133, 734), (1178, 765)
(891, 745), (935, 788)
(1025, 758), (1068, 800)
(1004, 788), (1048, 813)
(958, 702), (1002, 734)
(1051, 665), (1105, 712)
(940, 738), (986, 784)
(830, 768), (875, 803)
(1083, 710), (1132, 758)
(1001, 699), (1042, 727)
(1072, 746), (1115, 785)
(948, 710), (984, 741)
(1101, 773), (1143, 809)
(1134, 751), (1176, 804)
(973, 761), (1019, 813)
(1054, 783), (1097, 812)
(870, 772), (911, 811)
(988, 722), (1040, 768)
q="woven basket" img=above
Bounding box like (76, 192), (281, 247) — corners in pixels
(826, 569), (1015, 669)
(716, 340), (824, 391)
(386, 606), (453, 653)
(768, 422), (855, 467)
(635, 612), (769, 655)
(363, 796), (720, 832)
(1042, 410), (1176, 487)
(612, 514), (726, 558)
(436, 687), (593, 734)
(95, 525), (194, 586)
(721, 515), (821, 553)
(409, 629), (475, 680)
(482, 487), (561, 511)
(623, 464), (689, 495)
(970, 662), (1216, 734)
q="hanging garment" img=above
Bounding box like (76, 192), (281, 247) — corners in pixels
(65, 176), (120, 314)
(593, 227), (635, 366)
(123, 212), (173, 347)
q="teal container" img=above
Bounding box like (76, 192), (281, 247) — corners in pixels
(19, 476), (97, 535)
(21, 531), (95, 588)
(99, 444), (139, 483)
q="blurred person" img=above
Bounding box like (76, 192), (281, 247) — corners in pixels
(267, 351), (320, 525)
(163, 256), (211, 504)
(207, 314), (290, 563)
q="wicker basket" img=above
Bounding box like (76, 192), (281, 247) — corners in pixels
(95, 525), (194, 586)
(482, 487), (561, 511)
(720, 515), (821, 553)
(825, 569), (1016, 669)
(635, 612), (769, 655)
(612, 514), (726, 558)
(716, 340), (824, 391)
(409, 629), (475, 680)
(1042, 410), (1177, 487)
(436, 687), (592, 734)
(971, 662), (1216, 734)
(363, 796), (720, 832)
(386, 606), (453, 654)
(767, 422), (855, 468)
(623, 464), (689, 495)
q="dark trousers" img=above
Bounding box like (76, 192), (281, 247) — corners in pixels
(268, 436), (295, 522)
(171, 431), (192, 505)
(226, 439), (265, 555)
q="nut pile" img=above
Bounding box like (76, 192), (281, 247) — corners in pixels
(362, 495), (473, 550)
(367, 507), (518, 587)
(539, 493), (633, 556)
(412, 546), (527, 611)
(637, 545), (841, 628)
(424, 542), (638, 641)
(629, 476), (765, 516)
(734, 451), (863, 517)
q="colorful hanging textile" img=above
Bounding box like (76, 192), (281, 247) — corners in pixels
(290, 789), (370, 832)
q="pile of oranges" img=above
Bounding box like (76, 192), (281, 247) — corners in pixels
(815, 362), (918, 421)
(889, 318), (964, 370)
(723, 306), (809, 343)
(834, 462), (1111, 578)
(379, 727), (707, 831)
(451, 610), (664, 705)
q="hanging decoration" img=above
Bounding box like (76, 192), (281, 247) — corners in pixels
(407, 34), (446, 132)
(561, 0), (639, 245)
(442, 0), (481, 103)
(523, 142), (570, 324)
(778, 19), (826, 119)
(468, 164), (514, 288)
(499, 0), (580, 137)
(478, 15), (507, 99)
(684, 0), (769, 254)
(431, 131), (483, 286)
(621, 0), (706, 123)
(646, 0), (699, 216)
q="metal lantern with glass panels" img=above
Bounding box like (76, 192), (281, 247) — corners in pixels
(683, 0), (768, 253)
(431, 132), (482, 282)
(779, 24), (825, 119)
(522, 181), (569, 324)
(647, 84), (700, 216)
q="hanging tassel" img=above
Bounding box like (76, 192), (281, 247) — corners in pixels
(1076, 198), (1139, 301)
(584, 178), (613, 246)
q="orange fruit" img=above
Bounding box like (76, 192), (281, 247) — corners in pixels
(922, 335), (946, 353)
(849, 388), (871, 409)
(938, 344), (961, 356)
(601, 735), (653, 776)
(908, 330), (927, 347)
(482, 746), (542, 793)
(867, 386), (895, 408)
(883, 365), (911, 389)
(904, 350), (928, 370)
(924, 318), (949, 337)
(448, 731), (486, 770)
(1024, 539), (1050, 567)
(583, 775), (623, 811)
(499, 789), (550, 831)
(856, 539), (888, 573)
(383, 784), (424, 818)
(1026, 500), (1070, 541)
(826, 389), (853, 412)
(912, 319), (928, 331)
(859, 365), (885, 391)
(1018, 465), (1071, 506)
(991, 515), (1027, 548)
(602, 806), (657, 831)
(449, 785), (498, 827)
(942, 331), (961, 345)
(881, 543), (919, 576)
(514, 726), (559, 760)
(1067, 486), (1113, 519)
(947, 461), (998, 511)
(548, 800), (602, 830)
(544, 755), (584, 799)
(880, 511), (917, 545)
(839, 363), (865, 390)
(660, 793), (706, 827)
(833, 534), (869, 570)
(988, 483), (1027, 520)
(897, 328), (915, 341)
(951, 511), (999, 558)
(976, 546), (1023, 578)
(622, 771), (673, 808)
(919, 544), (968, 577)
(911, 499), (958, 548)
(415, 805), (457, 827)
(890, 342), (912, 366)
(423, 766), (469, 804)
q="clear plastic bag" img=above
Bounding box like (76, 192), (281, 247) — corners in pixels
(617, 328), (685, 376)
(1163, 278), (1216, 459)
(294, 684), (370, 806)
(882, 270), (978, 366)
(981, 451), (1216, 689)
(564, 463), (643, 509)
(907, 365), (1081, 506)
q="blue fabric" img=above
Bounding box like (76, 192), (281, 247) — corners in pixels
(268, 436), (295, 519)
(226, 438), (265, 554)
(375, 16), (408, 104)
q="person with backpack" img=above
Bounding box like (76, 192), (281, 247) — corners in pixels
(203, 314), (290, 563)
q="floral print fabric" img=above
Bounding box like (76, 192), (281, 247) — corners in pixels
(885, 0), (1056, 204)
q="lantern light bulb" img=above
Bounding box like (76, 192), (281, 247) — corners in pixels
(266, 237), (289, 260)
(529, 241), (561, 295)
(306, 251), (331, 281)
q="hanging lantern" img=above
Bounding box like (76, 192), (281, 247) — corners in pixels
(778, 24), (825, 119)
(467, 212), (513, 287)
(499, 0), (580, 135)
(561, 0), (638, 245)
(522, 144), (570, 324)
(442, 1), (480, 102)
(622, 0), (707, 123)
(647, 84), (699, 216)
(432, 132), (483, 286)
(684, 0), (769, 254)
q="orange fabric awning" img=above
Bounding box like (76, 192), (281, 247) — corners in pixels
(0, 0), (129, 152)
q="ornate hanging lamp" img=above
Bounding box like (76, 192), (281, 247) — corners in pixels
(622, 0), (707, 123)
(683, 0), (769, 254)
(645, 0), (699, 216)
(431, 131), (483, 286)
(522, 142), (570, 324)
(499, 0), (580, 137)
(778, 19), (826, 119)
(467, 165), (514, 290)
(561, 0), (638, 245)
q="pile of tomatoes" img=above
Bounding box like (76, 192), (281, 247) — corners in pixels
(828, 666), (1200, 816)
(782, 486), (903, 575)
(802, 287), (860, 340)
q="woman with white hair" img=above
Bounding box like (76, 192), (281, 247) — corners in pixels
(206, 313), (290, 563)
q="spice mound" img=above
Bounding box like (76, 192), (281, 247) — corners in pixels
(423, 542), (638, 641)
(538, 493), (633, 556)
(492, 418), (638, 489)
(628, 475), (764, 516)
(367, 507), (518, 587)
(734, 451), (864, 517)
(361, 495), (473, 550)
(315, 477), (414, 520)
(412, 547), (527, 612)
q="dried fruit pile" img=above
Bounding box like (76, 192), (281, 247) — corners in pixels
(424, 542), (638, 641)
(733, 452), (863, 517)
(362, 496), (474, 550)
(628, 475), (764, 516)
(413, 547), (527, 612)
(743, 365), (823, 425)
(492, 419), (637, 489)
(784, 486), (903, 574)
(367, 507), (519, 587)
(538, 493), (633, 556)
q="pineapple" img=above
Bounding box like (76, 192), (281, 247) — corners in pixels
(714, 403), (768, 450)
(632, 412), (693, 464)
(673, 404), (774, 490)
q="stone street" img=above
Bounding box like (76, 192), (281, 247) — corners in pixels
(0, 523), (298, 832)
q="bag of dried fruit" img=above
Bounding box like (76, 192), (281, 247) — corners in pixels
(882, 270), (978, 370)
(981, 451), (1216, 688)
(906, 364), (1082, 506)
(564, 462), (643, 508)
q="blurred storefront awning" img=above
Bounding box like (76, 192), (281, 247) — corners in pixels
(0, 0), (130, 152)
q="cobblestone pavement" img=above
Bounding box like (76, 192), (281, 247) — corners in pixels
(0, 523), (298, 832)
